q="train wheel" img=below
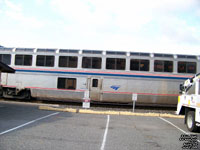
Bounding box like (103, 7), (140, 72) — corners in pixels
(2, 88), (30, 100)
(186, 111), (197, 132)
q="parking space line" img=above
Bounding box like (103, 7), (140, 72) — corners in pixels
(159, 117), (200, 143)
(159, 117), (188, 134)
(101, 115), (110, 150)
(0, 112), (60, 136)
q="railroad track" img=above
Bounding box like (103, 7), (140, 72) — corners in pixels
(0, 98), (177, 114)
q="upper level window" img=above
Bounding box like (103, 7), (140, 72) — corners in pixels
(82, 57), (102, 69)
(154, 60), (173, 72)
(59, 56), (78, 68)
(0, 54), (11, 65)
(178, 61), (196, 74)
(130, 59), (149, 71)
(36, 55), (54, 67)
(106, 58), (126, 70)
(15, 55), (32, 66)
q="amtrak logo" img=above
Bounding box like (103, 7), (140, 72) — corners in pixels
(110, 85), (120, 90)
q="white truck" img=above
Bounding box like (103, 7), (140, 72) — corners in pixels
(177, 73), (200, 132)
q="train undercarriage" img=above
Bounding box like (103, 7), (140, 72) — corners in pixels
(0, 87), (30, 99)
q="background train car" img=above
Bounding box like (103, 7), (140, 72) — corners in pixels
(0, 47), (199, 106)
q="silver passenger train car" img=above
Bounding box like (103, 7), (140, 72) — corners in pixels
(0, 47), (199, 106)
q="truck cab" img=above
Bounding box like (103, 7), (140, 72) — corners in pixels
(177, 73), (200, 132)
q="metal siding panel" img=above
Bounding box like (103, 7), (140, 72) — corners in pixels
(31, 89), (84, 101)
(102, 93), (131, 103)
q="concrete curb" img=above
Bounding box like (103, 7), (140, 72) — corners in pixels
(39, 106), (184, 119)
(39, 106), (77, 113)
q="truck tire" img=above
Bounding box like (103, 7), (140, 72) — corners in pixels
(186, 111), (197, 132)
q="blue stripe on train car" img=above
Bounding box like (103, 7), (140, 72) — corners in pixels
(15, 69), (189, 80)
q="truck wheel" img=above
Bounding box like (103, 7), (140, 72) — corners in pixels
(186, 111), (197, 132)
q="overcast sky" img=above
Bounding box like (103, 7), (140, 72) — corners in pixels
(0, 0), (200, 55)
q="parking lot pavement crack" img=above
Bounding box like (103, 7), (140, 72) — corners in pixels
(145, 141), (161, 148)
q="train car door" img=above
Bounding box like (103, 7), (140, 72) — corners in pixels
(89, 77), (102, 101)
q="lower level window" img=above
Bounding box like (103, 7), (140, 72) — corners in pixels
(92, 79), (98, 87)
(57, 78), (76, 90)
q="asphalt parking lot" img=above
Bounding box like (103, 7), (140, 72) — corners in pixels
(0, 101), (200, 150)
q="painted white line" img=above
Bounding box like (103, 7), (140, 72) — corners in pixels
(101, 115), (110, 150)
(159, 117), (188, 134)
(159, 117), (200, 143)
(0, 112), (60, 136)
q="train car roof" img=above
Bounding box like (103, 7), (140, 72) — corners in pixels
(0, 62), (15, 73)
(0, 47), (199, 59)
